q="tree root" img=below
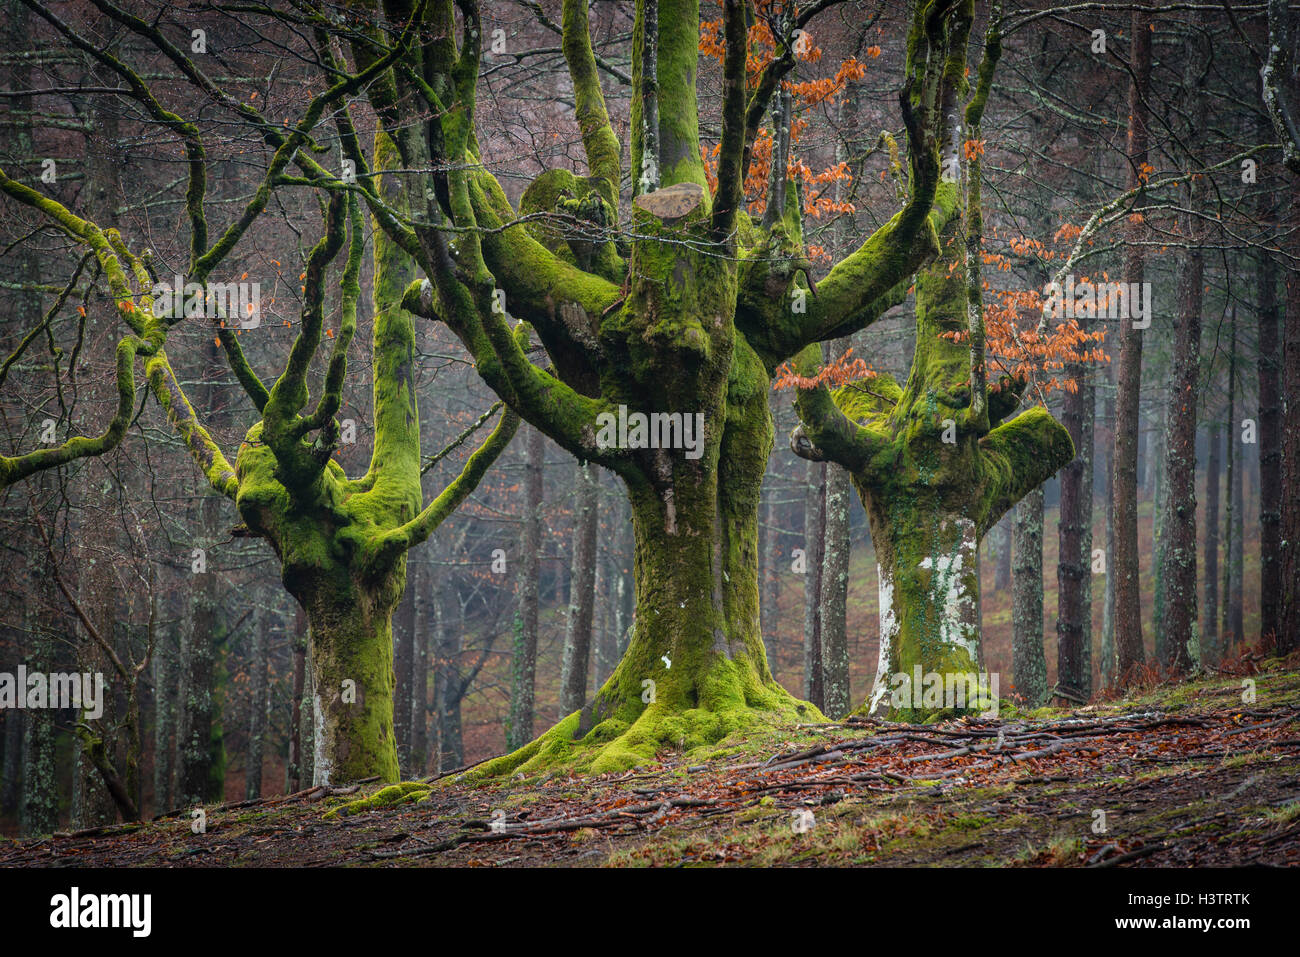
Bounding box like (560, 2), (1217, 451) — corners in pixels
(464, 692), (821, 782)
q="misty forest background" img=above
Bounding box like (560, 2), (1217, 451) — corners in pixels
(0, 0), (1294, 835)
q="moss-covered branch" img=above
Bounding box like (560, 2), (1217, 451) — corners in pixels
(978, 406), (1075, 536)
(0, 334), (142, 490)
(364, 403), (520, 575)
(561, 0), (622, 207)
(788, 346), (890, 473)
(144, 349), (239, 499)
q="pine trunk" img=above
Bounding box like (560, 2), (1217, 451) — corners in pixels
(1161, 239), (1203, 672)
(1203, 417), (1222, 662)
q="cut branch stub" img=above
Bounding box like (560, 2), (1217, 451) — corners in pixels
(633, 182), (706, 223)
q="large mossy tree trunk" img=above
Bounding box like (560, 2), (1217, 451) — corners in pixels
(223, 160), (517, 785)
(296, 568), (403, 785)
(364, 0), (971, 773)
(792, 234), (1074, 718)
(791, 22), (1074, 718)
(493, 414), (806, 776)
(861, 497), (983, 719)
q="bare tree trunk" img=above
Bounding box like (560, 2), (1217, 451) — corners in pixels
(1258, 222), (1283, 649)
(1151, 396), (1168, 663)
(151, 625), (173, 813)
(1112, 0), (1153, 683)
(508, 426), (543, 750)
(560, 461), (599, 715)
(802, 459), (826, 710)
(299, 633), (315, 788)
(1057, 321), (1096, 700)
(820, 353), (852, 719)
(392, 573), (415, 775)
(177, 489), (225, 806)
(595, 491), (621, 685)
(1204, 415), (1222, 663)
(286, 609), (307, 793)
(1223, 320), (1245, 651)
(1160, 181), (1205, 673)
(992, 516), (1012, 591)
(1159, 29), (1206, 670)
(1282, 188), (1300, 655)
(20, 596), (57, 836)
(244, 607), (268, 800)
(1, 709), (21, 816)
(432, 583), (463, 771)
(1101, 383), (1117, 687)
(1013, 487), (1048, 708)
(614, 500), (634, 658)
(408, 559), (429, 777)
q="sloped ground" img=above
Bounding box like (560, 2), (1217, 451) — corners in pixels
(3, 663), (1298, 868)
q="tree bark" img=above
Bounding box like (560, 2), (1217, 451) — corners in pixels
(1112, 0), (1153, 684)
(509, 426), (544, 750)
(1203, 415), (1222, 662)
(1223, 320), (1245, 651)
(1257, 173), (1282, 649)
(1281, 186), (1300, 655)
(802, 459), (826, 710)
(299, 573), (402, 786)
(408, 559), (429, 777)
(1, 709), (21, 817)
(560, 461), (599, 715)
(820, 451), (852, 718)
(176, 491), (225, 806)
(285, 609), (307, 793)
(20, 595), (58, 836)
(1160, 230), (1203, 673)
(392, 567), (415, 775)
(432, 582), (463, 771)
(1056, 328), (1096, 700)
(1013, 486), (1048, 708)
(245, 607), (268, 800)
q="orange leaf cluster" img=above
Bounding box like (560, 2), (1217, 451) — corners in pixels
(699, 10), (869, 220)
(772, 347), (876, 391)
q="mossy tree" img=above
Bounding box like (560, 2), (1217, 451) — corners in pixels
(787, 18), (1075, 719)
(332, 0), (973, 774)
(0, 6), (518, 786)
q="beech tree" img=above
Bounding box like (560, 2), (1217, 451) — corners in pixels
(785, 18), (1074, 717)
(313, 0), (976, 773)
(0, 2), (519, 785)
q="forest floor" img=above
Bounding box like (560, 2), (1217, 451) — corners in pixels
(3, 660), (1298, 868)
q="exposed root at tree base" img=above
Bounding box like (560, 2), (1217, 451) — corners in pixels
(465, 694), (823, 782)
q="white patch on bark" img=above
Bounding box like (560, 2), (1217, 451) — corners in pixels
(869, 563), (899, 714)
(917, 517), (980, 662)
